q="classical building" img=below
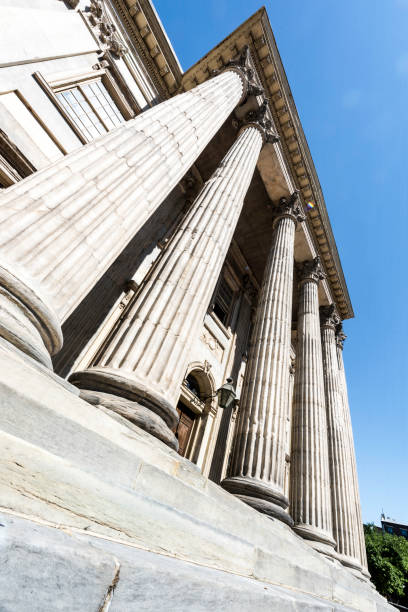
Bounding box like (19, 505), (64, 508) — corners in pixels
(0, 1), (395, 610)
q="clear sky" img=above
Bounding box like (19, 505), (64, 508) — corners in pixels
(154, 0), (408, 525)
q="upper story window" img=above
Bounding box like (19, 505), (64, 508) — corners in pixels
(34, 68), (136, 145)
(56, 80), (125, 142)
(212, 276), (235, 327)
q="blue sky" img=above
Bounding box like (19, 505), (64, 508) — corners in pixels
(154, 0), (408, 525)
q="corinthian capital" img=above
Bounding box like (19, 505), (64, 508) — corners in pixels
(238, 98), (279, 144)
(273, 190), (306, 227)
(320, 304), (340, 329)
(297, 256), (326, 285)
(223, 45), (264, 100)
(335, 322), (347, 349)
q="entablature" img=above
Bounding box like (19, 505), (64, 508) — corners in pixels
(179, 8), (353, 320)
(109, 0), (183, 99)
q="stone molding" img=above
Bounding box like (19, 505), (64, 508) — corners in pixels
(319, 303), (341, 330)
(237, 98), (280, 145)
(336, 322), (347, 349)
(273, 190), (305, 228)
(297, 256), (326, 285)
(0, 263), (62, 368)
(180, 10), (354, 320)
(221, 45), (264, 103)
(86, 0), (128, 57)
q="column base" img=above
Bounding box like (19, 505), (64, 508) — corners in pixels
(337, 553), (364, 574)
(221, 476), (293, 526)
(70, 368), (179, 450)
(293, 523), (336, 556)
(0, 263), (62, 368)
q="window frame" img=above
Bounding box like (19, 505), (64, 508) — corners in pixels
(0, 128), (36, 188)
(33, 68), (136, 144)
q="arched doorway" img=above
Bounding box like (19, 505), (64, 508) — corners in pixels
(174, 364), (217, 471)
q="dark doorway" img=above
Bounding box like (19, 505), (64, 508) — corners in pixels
(173, 401), (196, 457)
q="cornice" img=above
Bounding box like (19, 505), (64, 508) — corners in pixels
(110, 0), (182, 100)
(180, 8), (353, 320)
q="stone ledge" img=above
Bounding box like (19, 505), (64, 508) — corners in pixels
(0, 344), (395, 611)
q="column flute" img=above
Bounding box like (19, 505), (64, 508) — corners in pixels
(0, 47), (260, 368)
(222, 193), (305, 525)
(290, 258), (336, 553)
(71, 101), (278, 450)
(320, 305), (362, 570)
(336, 324), (370, 577)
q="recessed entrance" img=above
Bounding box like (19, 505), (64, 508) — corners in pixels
(173, 401), (196, 457)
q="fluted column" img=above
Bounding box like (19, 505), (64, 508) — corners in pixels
(320, 305), (362, 570)
(0, 47), (258, 368)
(71, 104), (277, 450)
(336, 325), (369, 576)
(290, 257), (336, 553)
(221, 193), (305, 525)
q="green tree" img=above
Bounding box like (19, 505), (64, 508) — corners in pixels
(364, 523), (408, 606)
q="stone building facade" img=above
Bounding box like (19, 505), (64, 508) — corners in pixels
(0, 1), (394, 610)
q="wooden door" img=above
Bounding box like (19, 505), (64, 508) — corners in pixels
(174, 402), (196, 457)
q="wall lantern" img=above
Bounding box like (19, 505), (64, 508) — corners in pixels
(216, 377), (236, 410)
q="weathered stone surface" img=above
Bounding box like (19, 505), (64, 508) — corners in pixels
(291, 258), (335, 551)
(0, 514), (118, 612)
(71, 124), (264, 446)
(0, 512), (370, 612)
(79, 389), (178, 449)
(0, 346), (395, 611)
(321, 306), (362, 571)
(336, 327), (369, 574)
(223, 193), (304, 524)
(0, 68), (245, 367)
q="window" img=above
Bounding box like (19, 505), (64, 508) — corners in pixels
(185, 373), (201, 398)
(34, 69), (136, 145)
(56, 81), (124, 142)
(212, 277), (235, 326)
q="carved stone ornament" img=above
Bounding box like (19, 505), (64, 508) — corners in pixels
(273, 190), (305, 226)
(86, 0), (127, 57)
(319, 303), (341, 329)
(335, 322), (347, 349)
(297, 256), (326, 285)
(223, 45), (264, 99)
(235, 97), (279, 144)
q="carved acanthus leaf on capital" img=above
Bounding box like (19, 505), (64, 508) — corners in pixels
(222, 45), (265, 100)
(236, 98), (279, 144)
(297, 256), (326, 285)
(273, 190), (306, 227)
(87, 0), (128, 57)
(320, 303), (341, 330)
(335, 322), (347, 349)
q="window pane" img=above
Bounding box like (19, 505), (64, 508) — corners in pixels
(56, 78), (124, 142)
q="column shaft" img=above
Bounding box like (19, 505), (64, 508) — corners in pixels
(290, 258), (335, 551)
(0, 68), (245, 366)
(321, 307), (361, 570)
(336, 333), (369, 575)
(222, 194), (304, 524)
(71, 124), (265, 449)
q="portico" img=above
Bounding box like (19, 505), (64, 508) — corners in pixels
(0, 4), (383, 608)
